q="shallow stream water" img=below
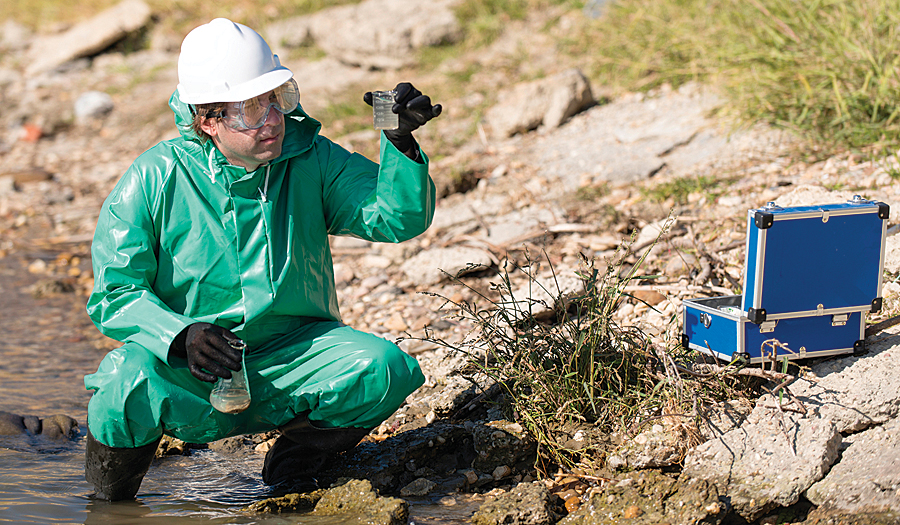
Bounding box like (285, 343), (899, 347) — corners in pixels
(0, 253), (476, 524)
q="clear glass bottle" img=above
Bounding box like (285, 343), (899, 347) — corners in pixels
(209, 339), (251, 414)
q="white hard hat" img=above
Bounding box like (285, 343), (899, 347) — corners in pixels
(177, 18), (293, 104)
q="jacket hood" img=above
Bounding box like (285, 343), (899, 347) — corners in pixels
(167, 90), (323, 164)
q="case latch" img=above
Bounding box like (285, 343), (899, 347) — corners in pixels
(760, 320), (778, 333)
(832, 313), (849, 326)
(699, 312), (712, 328)
(821, 209), (830, 223)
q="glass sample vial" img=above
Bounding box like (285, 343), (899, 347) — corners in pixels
(372, 90), (399, 130)
(209, 339), (251, 414)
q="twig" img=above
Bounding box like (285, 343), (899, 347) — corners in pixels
(622, 283), (734, 295)
(675, 363), (794, 382)
(761, 385), (798, 456)
(865, 314), (900, 338)
(713, 239), (745, 254)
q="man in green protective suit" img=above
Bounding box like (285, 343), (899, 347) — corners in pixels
(83, 18), (440, 501)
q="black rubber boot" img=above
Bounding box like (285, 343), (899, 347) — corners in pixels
(261, 413), (372, 491)
(85, 428), (161, 501)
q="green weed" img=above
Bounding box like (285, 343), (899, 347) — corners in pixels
(641, 175), (723, 205)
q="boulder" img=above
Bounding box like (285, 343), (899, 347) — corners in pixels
(606, 424), (687, 470)
(74, 91), (115, 123)
(400, 246), (495, 286)
(26, 0), (152, 75)
(472, 481), (558, 525)
(504, 271), (583, 321)
(312, 479), (408, 525)
(682, 403), (841, 522)
(486, 69), (594, 138)
(266, 0), (462, 70)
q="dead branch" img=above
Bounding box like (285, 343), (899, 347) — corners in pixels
(865, 314), (900, 338)
(675, 363), (795, 382)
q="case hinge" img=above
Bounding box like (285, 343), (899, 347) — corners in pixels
(831, 313), (849, 327)
(759, 320), (778, 333)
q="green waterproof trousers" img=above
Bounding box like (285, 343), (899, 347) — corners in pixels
(85, 321), (424, 448)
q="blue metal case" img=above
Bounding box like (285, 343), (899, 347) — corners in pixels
(683, 295), (865, 363)
(681, 196), (888, 363)
(742, 196), (888, 324)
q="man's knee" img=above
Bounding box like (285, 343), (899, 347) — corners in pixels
(86, 344), (167, 448)
(354, 335), (424, 386)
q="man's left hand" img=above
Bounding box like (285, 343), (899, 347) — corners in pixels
(364, 82), (441, 160)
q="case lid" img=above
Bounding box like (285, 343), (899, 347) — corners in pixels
(741, 196), (888, 323)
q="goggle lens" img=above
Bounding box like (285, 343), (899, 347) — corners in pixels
(221, 79), (300, 130)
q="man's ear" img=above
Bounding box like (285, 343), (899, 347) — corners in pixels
(199, 118), (219, 138)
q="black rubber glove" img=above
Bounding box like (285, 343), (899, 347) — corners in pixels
(170, 322), (243, 382)
(364, 82), (442, 161)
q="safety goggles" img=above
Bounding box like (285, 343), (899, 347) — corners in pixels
(209, 79), (300, 130)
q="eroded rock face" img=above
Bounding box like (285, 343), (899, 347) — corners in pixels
(558, 470), (726, 525)
(682, 404), (841, 522)
(470, 420), (536, 473)
(801, 506), (900, 525)
(317, 420), (537, 494)
(246, 478), (407, 524)
(0, 411), (78, 439)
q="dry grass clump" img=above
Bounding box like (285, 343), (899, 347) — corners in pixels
(423, 236), (759, 473)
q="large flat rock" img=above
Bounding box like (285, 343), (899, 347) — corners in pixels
(789, 330), (900, 433)
(522, 83), (726, 189)
(26, 0), (152, 75)
(682, 404), (841, 522)
(806, 416), (900, 513)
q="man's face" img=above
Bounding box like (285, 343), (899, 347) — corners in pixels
(200, 102), (285, 171)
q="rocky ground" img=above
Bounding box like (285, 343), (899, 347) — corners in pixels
(2, 0), (900, 524)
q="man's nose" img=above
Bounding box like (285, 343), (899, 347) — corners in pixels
(262, 105), (283, 127)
